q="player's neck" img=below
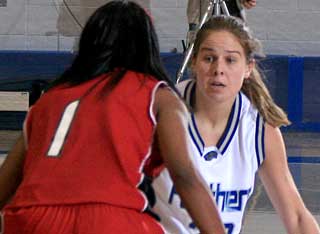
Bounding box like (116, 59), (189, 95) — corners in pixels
(194, 95), (234, 126)
(193, 109), (229, 147)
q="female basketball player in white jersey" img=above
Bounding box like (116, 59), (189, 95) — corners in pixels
(151, 15), (320, 234)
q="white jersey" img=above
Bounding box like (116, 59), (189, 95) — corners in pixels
(151, 79), (265, 234)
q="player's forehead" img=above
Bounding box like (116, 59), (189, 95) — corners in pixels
(198, 31), (245, 56)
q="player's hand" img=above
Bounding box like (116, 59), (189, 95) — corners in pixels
(242, 0), (256, 9)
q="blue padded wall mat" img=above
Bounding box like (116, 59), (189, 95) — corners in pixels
(0, 51), (320, 131)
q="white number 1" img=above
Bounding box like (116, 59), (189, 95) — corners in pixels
(47, 100), (79, 157)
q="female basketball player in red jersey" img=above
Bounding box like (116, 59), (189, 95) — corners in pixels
(0, 1), (225, 234)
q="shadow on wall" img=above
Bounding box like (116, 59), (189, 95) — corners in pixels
(56, 0), (151, 37)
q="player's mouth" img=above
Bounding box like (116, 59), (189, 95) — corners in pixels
(210, 81), (225, 87)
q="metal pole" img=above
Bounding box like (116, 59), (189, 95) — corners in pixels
(220, 0), (230, 16)
(176, 0), (215, 83)
(176, 0), (231, 83)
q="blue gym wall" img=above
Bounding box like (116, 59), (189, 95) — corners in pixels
(0, 51), (320, 132)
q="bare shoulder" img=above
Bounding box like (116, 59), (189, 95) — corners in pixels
(259, 123), (288, 183)
(265, 123), (283, 141)
(153, 86), (187, 117)
(262, 122), (287, 165)
(264, 123), (285, 149)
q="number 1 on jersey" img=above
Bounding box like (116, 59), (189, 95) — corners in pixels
(47, 100), (79, 157)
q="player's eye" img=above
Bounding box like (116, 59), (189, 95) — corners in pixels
(226, 56), (237, 64)
(203, 55), (216, 63)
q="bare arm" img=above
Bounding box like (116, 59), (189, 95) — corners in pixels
(241, 0), (256, 9)
(154, 87), (225, 234)
(0, 134), (25, 209)
(258, 124), (320, 234)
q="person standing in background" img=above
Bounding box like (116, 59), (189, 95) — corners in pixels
(187, 0), (256, 45)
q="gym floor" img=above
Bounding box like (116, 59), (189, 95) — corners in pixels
(1, 130), (319, 233)
(243, 132), (320, 233)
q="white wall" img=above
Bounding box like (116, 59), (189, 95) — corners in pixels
(245, 0), (320, 56)
(0, 0), (320, 56)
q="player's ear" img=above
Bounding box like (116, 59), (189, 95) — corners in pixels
(245, 58), (255, 79)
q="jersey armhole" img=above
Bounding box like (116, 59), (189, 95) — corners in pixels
(22, 106), (34, 150)
(255, 113), (265, 168)
(149, 81), (168, 126)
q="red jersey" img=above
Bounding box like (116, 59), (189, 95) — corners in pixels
(6, 71), (165, 212)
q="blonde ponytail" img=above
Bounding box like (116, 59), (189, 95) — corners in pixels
(242, 66), (290, 127)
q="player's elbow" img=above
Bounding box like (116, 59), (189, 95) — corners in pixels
(169, 164), (203, 191)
